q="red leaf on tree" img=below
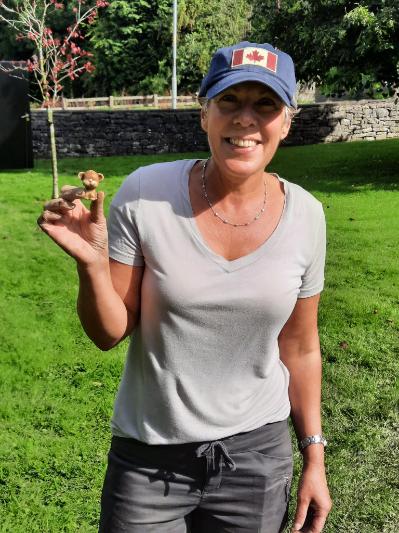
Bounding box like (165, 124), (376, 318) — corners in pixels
(84, 61), (95, 73)
(26, 59), (35, 72)
(246, 50), (264, 63)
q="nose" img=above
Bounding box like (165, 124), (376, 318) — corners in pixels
(232, 104), (257, 128)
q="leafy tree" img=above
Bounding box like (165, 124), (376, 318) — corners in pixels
(85, 0), (252, 95)
(177, 0), (252, 92)
(250, 0), (399, 98)
(85, 0), (172, 95)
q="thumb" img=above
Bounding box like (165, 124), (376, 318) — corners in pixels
(90, 190), (105, 223)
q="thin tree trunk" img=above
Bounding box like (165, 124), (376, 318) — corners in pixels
(47, 106), (59, 198)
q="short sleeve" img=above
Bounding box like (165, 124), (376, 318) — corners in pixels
(107, 169), (145, 266)
(298, 205), (326, 298)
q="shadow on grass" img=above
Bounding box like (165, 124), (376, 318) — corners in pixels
(270, 138), (399, 194)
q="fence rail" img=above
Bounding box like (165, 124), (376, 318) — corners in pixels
(53, 94), (198, 110)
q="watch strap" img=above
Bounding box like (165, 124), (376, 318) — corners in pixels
(298, 434), (327, 452)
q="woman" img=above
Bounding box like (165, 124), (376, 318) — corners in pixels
(38, 41), (332, 533)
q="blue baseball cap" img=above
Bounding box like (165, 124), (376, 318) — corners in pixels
(199, 41), (297, 108)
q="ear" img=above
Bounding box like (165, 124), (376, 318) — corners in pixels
(200, 106), (208, 133)
(78, 171), (84, 180)
(280, 118), (291, 141)
(97, 173), (104, 182)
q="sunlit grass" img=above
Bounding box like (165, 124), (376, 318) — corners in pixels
(0, 140), (398, 532)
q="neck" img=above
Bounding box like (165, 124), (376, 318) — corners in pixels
(205, 158), (268, 201)
(201, 158), (268, 227)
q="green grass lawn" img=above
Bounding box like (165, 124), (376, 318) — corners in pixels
(0, 140), (398, 532)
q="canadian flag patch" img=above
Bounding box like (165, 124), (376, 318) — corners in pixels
(231, 47), (278, 73)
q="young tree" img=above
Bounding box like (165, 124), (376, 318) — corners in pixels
(0, 0), (108, 198)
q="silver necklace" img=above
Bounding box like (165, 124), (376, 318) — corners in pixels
(201, 159), (267, 227)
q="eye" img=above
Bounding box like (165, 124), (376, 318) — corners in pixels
(257, 97), (279, 108)
(217, 93), (238, 103)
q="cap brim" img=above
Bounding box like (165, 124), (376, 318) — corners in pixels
(204, 71), (294, 108)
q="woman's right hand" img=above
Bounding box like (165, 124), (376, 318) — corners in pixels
(37, 191), (108, 267)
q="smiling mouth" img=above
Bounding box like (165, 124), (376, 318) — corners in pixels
(226, 137), (260, 147)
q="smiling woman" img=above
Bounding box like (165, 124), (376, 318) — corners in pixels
(38, 41), (332, 533)
(199, 83), (291, 198)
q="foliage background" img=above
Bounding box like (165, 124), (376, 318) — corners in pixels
(1, 0), (398, 98)
(251, 0), (399, 98)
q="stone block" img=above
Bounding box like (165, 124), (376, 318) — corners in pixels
(376, 108), (389, 118)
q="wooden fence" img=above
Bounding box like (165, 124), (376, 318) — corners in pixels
(55, 94), (199, 110)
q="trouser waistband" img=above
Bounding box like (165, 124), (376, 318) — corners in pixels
(111, 420), (289, 464)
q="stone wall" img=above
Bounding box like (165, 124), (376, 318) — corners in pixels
(31, 99), (399, 158)
(287, 99), (399, 145)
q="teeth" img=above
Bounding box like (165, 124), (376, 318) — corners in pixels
(228, 138), (258, 147)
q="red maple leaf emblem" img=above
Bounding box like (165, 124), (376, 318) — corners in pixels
(246, 50), (264, 63)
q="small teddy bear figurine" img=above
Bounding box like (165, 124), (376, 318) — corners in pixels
(77, 169), (105, 200)
(60, 169), (104, 202)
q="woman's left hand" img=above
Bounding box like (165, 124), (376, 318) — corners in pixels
(291, 462), (332, 532)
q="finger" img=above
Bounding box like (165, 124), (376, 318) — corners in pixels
(90, 190), (105, 223)
(61, 186), (85, 202)
(307, 509), (329, 533)
(37, 213), (62, 236)
(39, 210), (63, 223)
(44, 197), (75, 212)
(60, 184), (77, 193)
(292, 500), (309, 532)
(37, 214), (48, 229)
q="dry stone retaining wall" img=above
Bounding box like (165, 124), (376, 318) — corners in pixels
(31, 99), (399, 158)
(287, 99), (399, 145)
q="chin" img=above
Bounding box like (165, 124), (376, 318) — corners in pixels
(223, 158), (265, 177)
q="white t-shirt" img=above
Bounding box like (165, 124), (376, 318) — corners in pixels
(107, 159), (326, 444)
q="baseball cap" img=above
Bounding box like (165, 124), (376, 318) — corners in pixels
(199, 41), (297, 108)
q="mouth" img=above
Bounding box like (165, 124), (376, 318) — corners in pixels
(225, 137), (261, 148)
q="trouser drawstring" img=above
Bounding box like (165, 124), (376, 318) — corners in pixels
(196, 440), (237, 474)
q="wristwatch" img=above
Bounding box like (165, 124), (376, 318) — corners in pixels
(298, 434), (327, 452)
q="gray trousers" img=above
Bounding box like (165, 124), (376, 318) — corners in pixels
(99, 420), (293, 533)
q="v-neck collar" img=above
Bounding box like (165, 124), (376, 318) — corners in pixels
(180, 159), (289, 273)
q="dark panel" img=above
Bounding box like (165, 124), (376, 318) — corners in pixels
(0, 62), (34, 169)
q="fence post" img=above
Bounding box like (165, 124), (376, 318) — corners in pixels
(153, 94), (158, 108)
(109, 95), (114, 108)
(61, 96), (67, 110)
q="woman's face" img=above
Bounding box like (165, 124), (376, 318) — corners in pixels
(201, 81), (291, 180)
